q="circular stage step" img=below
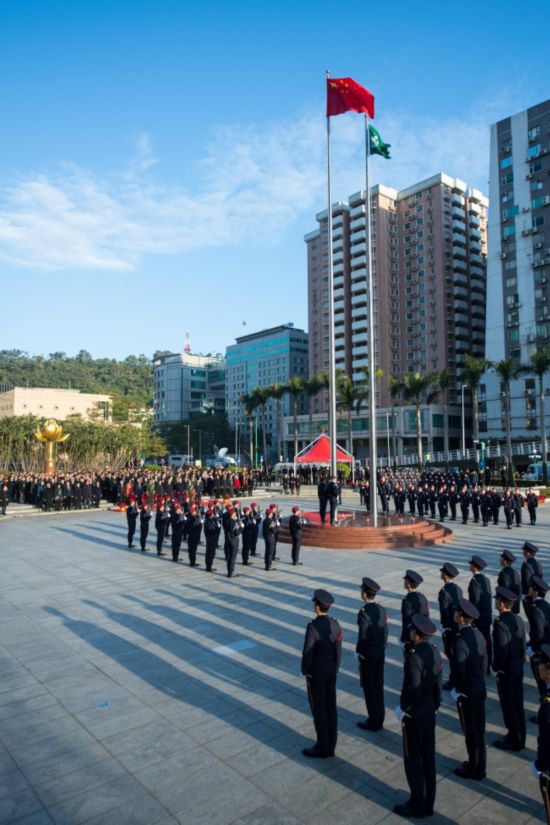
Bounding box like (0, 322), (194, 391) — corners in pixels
(278, 511), (453, 550)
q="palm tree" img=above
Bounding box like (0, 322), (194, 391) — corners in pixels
(239, 392), (260, 469)
(460, 355), (490, 445)
(393, 372), (439, 466)
(493, 358), (521, 484)
(266, 383), (286, 463)
(284, 376), (306, 460)
(529, 346), (550, 484)
(437, 367), (453, 459)
(303, 373), (328, 440)
(251, 385), (270, 471)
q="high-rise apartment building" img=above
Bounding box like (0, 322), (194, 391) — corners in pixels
(306, 174), (488, 410)
(153, 352), (225, 424)
(482, 98), (550, 438)
(225, 324), (308, 461)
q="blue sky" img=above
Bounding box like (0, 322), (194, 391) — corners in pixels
(1, 0), (549, 360)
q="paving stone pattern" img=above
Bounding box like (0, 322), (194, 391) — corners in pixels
(0, 495), (548, 824)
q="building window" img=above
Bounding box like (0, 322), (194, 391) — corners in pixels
(528, 126), (541, 141)
(500, 156), (513, 169)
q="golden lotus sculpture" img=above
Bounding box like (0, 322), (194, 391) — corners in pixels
(35, 419), (69, 473)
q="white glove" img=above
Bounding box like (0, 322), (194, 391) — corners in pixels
(527, 645), (534, 658)
(531, 761), (541, 778)
(395, 705), (409, 723)
(451, 688), (466, 702)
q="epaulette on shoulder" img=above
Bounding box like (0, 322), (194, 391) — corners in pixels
(360, 607), (365, 613)
(544, 696), (550, 703)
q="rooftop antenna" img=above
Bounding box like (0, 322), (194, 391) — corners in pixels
(184, 332), (191, 354)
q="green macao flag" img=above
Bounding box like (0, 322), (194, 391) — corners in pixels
(369, 124), (391, 159)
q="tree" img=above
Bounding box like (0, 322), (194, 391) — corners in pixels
(240, 392), (260, 468)
(460, 355), (490, 446)
(528, 347), (550, 484)
(76, 350), (92, 362)
(336, 373), (367, 482)
(267, 383), (286, 463)
(251, 386), (270, 470)
(284, 376), (305, 461)
(48, 352), (66, 361)
(493, 358), (521, 484)
(437, 368), (453, 459)
(303, 374), (327, 441)
(393, 372), (438, 466)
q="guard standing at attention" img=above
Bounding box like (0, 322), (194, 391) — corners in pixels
(451, 597), (488, 781)
(438, 562), (462, 689)
(139, 504), (152, 552)
(522, 541), (543, 616)
(400, 570), (430, 652)
(394, 615), (443, 819)
(317, 476), (328, 524)
(126, 498), (139, 548)
(356, 577), (388, 732)
(531, 643), (550, 825)
(468, 556), (492, 674)
(325, 476), (340, 525)
(497, 550), (521, 613)
(301, 589), (342, 758)
(288, 506), (306, 566)
(492, 586), (526, 751)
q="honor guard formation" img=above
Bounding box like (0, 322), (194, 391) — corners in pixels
(301, 542), (550, 820)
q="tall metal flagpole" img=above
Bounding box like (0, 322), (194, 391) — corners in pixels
(364, 115), (378, 526)
(326, 71), (337, 477)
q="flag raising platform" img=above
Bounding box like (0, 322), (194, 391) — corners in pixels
(278, 511), (453, 550)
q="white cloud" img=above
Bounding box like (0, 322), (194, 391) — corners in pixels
(0, 93), (523, 271)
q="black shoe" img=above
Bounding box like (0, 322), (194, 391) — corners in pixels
(302, 747), (328, 759)
(453, 766), (485, 780)
(493, 739), (522, 751)
(190, 563), (201, 568)
(227, 573), (240, 578)
(157, 552), (166, 556)
(393, 802), (426, 818)
(357, 719), (382, 731)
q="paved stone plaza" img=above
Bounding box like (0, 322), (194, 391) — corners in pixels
(0, 495), (548, 824)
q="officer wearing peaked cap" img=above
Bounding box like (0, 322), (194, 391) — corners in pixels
(356, 578), (388, 732)
(301, 590), (342, 758)
(401, 570), (430, 652)
(493, 586), (526, 751)
(532, 644), (550, 825)
(438, 562), (462, 690)
(498, 550), (521, 614)
(523, 541), (544, 617)
(452, 598), (488, 781)
(468, 556), (492, 675)
(528, 577), (550, 701)
(394, 615), (443, 819)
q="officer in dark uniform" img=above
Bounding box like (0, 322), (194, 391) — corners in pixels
(288, 505), (306, 565)
(438, 562), (462, 689)
(492, 585), (526, 751)
(226, 507), (242, 578)
(356, 577), (388, 732)
(394, 615), (443, 819)
(527, 488), (539, 525)
(400, 570), (430, 651)
(528, 576), (550, 702)
(325, 475), (340, 525)
(522, 541), (544, 616)
(498, 550), (521, 614)
(468, 556), (492, 674)
(452, 597), (488, 780)
(139, 504), (152, 551)
(126, 498), (138, 548)
(301, 589), (342, 758)
(203, 507), (220, 572)
(531, 643), (550, 825)
(317, 477), (328, 524)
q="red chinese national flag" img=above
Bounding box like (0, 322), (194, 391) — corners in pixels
(326, 77), (375, 119)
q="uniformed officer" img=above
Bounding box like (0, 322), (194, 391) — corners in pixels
(317, 477), (328, 524)
(288, 506), (306, 566)
(400, 570), (430, 651)
(492, 586), (526, 751)
(325, 476), (340, 525)
(451, 597), (488, 780)
(522, 541), (543, 616)
(356, 577), (388, 732)
(528, 576), (550, 702)
(126, 498), (138, 548)
(497, 550), (521, 614)
(531, 643), (550, 825)
(468, 555), (492, 674)
(139, 504), (152, 552)
(438, 562), (462, 689)
(301, 589), (342, 758)
(394, 615), (443, 819)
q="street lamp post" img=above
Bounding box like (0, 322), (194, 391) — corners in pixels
(461, 384), (467, 458)
(386, 411), (391, 468)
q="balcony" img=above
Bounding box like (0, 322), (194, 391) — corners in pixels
(453, 245), (467, 259)
(454, 273), (468, 287)
(351, 255), (367, 268)
(470, 240), (483, 253)
(350, 229), (366, 244)
(452, 232), (466, 245)
(469, 214), (481, 227)
(350, 204), (366, 219)
(470, 253), (484, 265)
(351, 293), (367, 306)
(454, 286), (468, 300)
(352, 319), (368, 332)
(353, 346), (368, 356)
(454, 299), (469, 312)
(452, 219), (466, 232)
(452, 193), (465, 206)
(351, 242), (367, 256)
